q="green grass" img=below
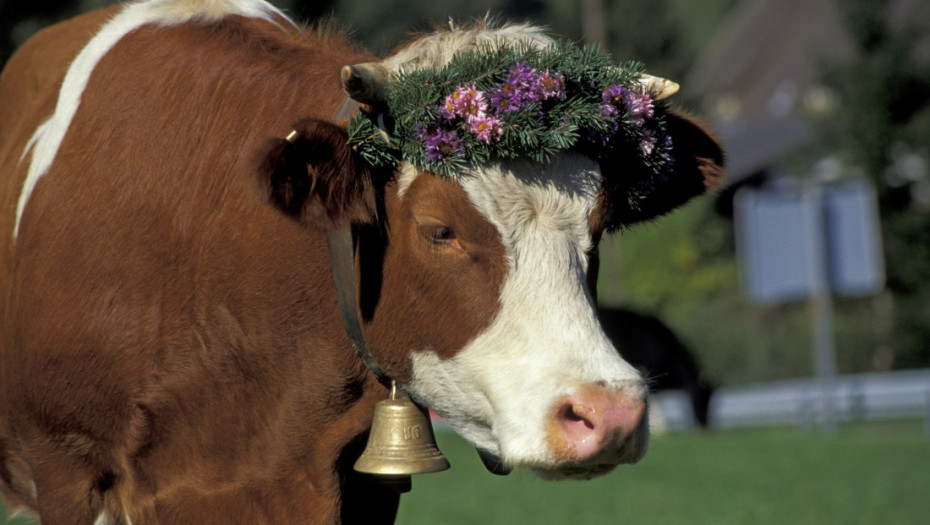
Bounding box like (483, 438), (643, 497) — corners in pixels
(396, 421), (930, 525)
(3, 421), (928, 524)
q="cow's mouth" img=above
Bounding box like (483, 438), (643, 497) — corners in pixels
(531, 447), (644, 480)
(476, 448), (512, 476)
(532, 462), (618, 481)
(473, 442), (627, 479)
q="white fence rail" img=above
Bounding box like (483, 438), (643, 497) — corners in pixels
(651, 368), (930, 432)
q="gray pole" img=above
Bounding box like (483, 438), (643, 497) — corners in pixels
(804, 183), (838, 436)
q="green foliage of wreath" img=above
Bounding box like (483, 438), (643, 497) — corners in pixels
(346, 40), (674, 180)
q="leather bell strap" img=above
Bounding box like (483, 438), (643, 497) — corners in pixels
(325, 223), (391, 387)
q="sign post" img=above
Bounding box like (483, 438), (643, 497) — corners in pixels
(735, 178), (884, 434)
(803, 184), (837, 435)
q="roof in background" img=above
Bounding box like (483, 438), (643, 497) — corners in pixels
(684, 0), (854, 183)
(686, 0), (853, 118)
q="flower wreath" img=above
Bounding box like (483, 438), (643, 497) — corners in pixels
(346, 40), (675, 185)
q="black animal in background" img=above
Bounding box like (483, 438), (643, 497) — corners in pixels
(598, 307), (715, 428)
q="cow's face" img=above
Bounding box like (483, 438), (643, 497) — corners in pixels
(262, 108), (722, 481)
(262, 113), (721, 479)
(363, 153), (648, 479)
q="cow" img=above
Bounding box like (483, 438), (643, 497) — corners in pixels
(0, 0), (724, 523)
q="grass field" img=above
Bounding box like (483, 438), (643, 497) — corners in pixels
(396, 421), (929, 525)
(2, 421), (927, 524)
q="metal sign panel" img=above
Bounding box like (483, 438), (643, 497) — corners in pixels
(734, 179), (884, 304)
(735, 187), (815, 303)
(822, 180), (885, 296)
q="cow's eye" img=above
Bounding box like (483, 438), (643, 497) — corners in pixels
(422, 224), (455, 244)
(418, 223), (463, 252)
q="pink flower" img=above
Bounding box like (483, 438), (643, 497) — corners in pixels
(470, 115), (504, 143)
(443, 84), (488, 120)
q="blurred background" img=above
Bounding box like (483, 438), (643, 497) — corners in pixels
(1, 0), (928, 523)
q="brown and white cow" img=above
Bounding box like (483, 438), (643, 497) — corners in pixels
(0, 0), (724, 523)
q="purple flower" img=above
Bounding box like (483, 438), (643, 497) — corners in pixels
(592, 101), (620, 140)
(417, 125), (463, 163)
(491, 81), (522, 112)
(625, 92), (654, 127)
(602, 85), (628, 106)
(657, 132), (674, 166)
(639, 129), (657, 156)
(639, 129), (674, 163)
(599, 102), (619, 120)
(538, 70), (565, 100)
(601, 85), (654, 127)
(490, 62), (560, 112)
(509, 63), (543, 107)
(508, 62), (538, 92)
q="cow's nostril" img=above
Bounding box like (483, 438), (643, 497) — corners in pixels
(561, 404), (595, 430)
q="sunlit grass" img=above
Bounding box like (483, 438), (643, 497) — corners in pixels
(397, 420), (930, 525)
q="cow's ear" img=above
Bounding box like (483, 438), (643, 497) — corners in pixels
(259, 118), (378, 228)
(600, 111), (725, 229)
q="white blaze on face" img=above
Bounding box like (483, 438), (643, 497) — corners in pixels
(406, 153), (646, 471)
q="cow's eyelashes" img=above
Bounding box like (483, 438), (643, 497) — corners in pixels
(421, 224), (454, 243)
(429, 226), (455, 244)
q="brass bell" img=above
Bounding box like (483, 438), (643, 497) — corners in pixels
(354, 381), (450, 488)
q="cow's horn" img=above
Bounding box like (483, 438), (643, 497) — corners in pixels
(341, 62), (392, 105)
(639, 74), (680, 101)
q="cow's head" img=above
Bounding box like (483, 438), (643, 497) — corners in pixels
(261, 24), (723, 481)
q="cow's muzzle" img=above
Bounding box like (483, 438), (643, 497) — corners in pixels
(544, 383), (648, 474)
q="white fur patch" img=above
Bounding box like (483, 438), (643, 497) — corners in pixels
(8, 506), (39, 523)
(405, 154), (645, 468)
(382, 22), (553, 74)
(393, 163), (419, 198)
(94, 511), (116, 525)
(93, 510), (134, 525)
(14, 0), (293, 239)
